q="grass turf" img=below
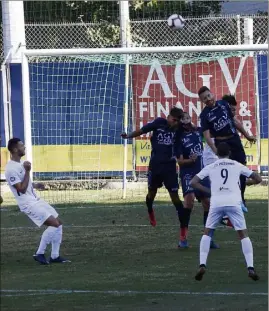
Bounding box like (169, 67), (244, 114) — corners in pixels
(0, 197), (268, 311)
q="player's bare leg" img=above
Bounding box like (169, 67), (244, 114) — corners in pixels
(201, 198), (219, 249)
(171, 192), (192, 248)
(146, 189), (157, 227)
(237, 229), (259, 281)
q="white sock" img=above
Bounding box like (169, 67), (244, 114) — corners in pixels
(200, 235), (211, 266)
(36, 226), (58, 255)
(51, 225), (63, 259)
(241, 237), (254, 268)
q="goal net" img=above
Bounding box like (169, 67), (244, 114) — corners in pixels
(23, 48), (268, 204)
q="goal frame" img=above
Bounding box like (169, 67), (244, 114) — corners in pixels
(21, 43), (268, 194)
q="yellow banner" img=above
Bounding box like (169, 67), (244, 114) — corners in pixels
(135, 139), (268, 169)
(1, 145), (132, 173)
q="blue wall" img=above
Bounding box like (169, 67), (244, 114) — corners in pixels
(0, 70), (5, 147)
(257, 55), (268, 139)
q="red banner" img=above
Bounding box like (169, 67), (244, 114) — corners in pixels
(132, 56), (256, 135)
(132, 56), (257, 170)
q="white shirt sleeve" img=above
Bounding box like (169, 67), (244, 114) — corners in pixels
(239, 164), (253, 178)
(5, 168), (21, 186)
(197, 165), (210, 180)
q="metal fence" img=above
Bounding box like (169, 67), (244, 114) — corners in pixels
(0, 15), (267, 59)
(25, 15), (267, 49)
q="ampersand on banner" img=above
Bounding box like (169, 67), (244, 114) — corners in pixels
(239, 101), (251, 117)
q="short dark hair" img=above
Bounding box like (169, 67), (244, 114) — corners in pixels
(217, 142), (231, 157)
(198, 86), (210, 96)
(222, 94), (237, 107)
(8, 138), (21, 153)
(170, 107), (184, 119)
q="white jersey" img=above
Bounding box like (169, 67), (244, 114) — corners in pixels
(203, 138), (218, 167)
(197, 158), (253, 208)
(5, 160), (39, 209)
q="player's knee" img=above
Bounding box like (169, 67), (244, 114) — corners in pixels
(147, 189), (157, 200)
(204, 228), (211, 236)
(184, 195), (194, 209)
(44, 216), (61, 228)
(201, 198), (210, 211)
(237, 230), (248, 240)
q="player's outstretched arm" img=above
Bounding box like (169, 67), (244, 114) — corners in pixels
(190, 175), (211, 195)
(246, 172), (262, 186)
(233, 118), (256, 143)
(121, 129), (143, 139)
(203, 130), (217, 154)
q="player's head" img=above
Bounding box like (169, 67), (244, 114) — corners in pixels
(222, 94), (237, 117)
(180, 112), (191, 126)
(217, 142), (231, 158)
(198, 86), (215, 107)
(167, 107), (184, 128)
(7, 138), (25, 157)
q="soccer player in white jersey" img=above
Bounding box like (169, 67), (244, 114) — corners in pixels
(5, 138), (70, 265)
(190, 142), (261, 281)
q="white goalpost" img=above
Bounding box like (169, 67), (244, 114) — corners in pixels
(21, 43), (268, 203)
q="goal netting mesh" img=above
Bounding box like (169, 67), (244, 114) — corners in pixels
(24, 50), (267, 203)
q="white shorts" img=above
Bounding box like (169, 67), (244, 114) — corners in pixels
(206, 206), (247, 231)
(20, 199), (59, 227)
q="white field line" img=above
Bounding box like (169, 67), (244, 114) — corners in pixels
(0, 224), (267, 230)
(1, 289), (268, 297)
(0, 200), (268, 212)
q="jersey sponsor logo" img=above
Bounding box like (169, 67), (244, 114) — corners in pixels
(157, 132), (175, 145)
(213, 115), (230, 132)
(219, 186), (229, 191)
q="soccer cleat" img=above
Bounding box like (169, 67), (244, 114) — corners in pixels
(49, 256), (71, 263)
(148, 211), (157, 227)
(195, 265), (206, 281)
(210, 240), (220, 249)
(33, 254), (49, 265)
(178, 240), (189, 249)
(241, 202), (248, 213)
(248, 268), (259, 281)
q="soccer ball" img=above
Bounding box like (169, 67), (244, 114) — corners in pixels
(167, 14), (185, 30)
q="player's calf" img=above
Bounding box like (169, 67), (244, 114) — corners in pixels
(146, 190), (157, 226)
(238, 230), (259, 281)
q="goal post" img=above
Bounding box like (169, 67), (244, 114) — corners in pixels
(20, 43), (268, 203)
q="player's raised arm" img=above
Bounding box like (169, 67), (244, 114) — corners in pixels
(6, 162), (31, 195)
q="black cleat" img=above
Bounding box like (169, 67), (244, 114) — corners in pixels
(248, 268), (259, 281)
(33, 254), (49, 265)
(195, 266), (206, 281)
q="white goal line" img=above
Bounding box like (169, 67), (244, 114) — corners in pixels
(1, 289), (267, 297)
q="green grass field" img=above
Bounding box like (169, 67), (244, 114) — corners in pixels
(0, 192), (268, 310)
